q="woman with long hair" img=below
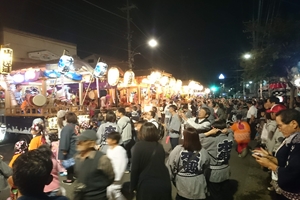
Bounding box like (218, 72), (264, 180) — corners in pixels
(167, 127), (210, 200)
(231, 114), (251, 157)
(130, 122), (172, 200)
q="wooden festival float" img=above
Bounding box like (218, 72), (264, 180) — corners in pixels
(1, 51), (120, 135)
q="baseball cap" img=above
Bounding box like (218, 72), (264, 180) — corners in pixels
(266, 104), (286, 113)
(77, 130), (97, 142)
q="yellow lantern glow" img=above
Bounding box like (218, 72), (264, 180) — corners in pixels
(199, 85), (203, 91)
(160, 76), (169, 86)
(124, 69), (135, 85)
(25, 70), (36, 80)
(205, 88), (211, 94)
(0, 48), (13, 74)
(169, 77), (176, 87)
(188, 81), (196, 89)
(149, 71), (162, 83)
(107, 67), (120, 86)
(142, 78), (150, 84)
(176, 79), (182, 88)
(183, 86), (189, 94)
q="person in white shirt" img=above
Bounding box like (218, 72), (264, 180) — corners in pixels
(106, 132), (128, 200)
(180, 107), (211, 133)
(145, 111), (159, 129)
(246, 100), (258, 139)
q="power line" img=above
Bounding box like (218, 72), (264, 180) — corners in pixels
(83, 0), (148, 37)
(82, 0), (127, 20)
(33, 0), (127, 38)
(6, 15), (128, 52)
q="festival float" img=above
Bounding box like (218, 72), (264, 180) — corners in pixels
(0, 49), (118, 144)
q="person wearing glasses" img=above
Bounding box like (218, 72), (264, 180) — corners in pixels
(253, 109), (300, 199)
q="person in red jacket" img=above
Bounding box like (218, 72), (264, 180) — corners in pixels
(231, 114), (251, 157)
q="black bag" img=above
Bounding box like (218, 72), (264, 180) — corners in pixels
(171, 151), (199, 187)
(121, 182), (135, 200)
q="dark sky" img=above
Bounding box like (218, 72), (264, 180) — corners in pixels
(0, 0), (297, 86)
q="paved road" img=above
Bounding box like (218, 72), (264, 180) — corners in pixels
(0, 140), (278, 200)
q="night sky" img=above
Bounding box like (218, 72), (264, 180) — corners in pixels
(0, 0), (297, 87)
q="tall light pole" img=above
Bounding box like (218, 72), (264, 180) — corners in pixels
(242, 53), (253, 98)
(123, 0), (157, 86)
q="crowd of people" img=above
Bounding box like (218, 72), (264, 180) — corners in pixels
(0, 96), (299, 200)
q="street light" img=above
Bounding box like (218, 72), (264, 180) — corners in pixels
(148, 39), (158, 47)
(243, 53), (252, 60)
(219, 74), (225, 94)
(219, 74), (225, 80)
(124, 39), (158, 86)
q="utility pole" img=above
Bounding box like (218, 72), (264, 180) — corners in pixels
(121, 0), (136, 70)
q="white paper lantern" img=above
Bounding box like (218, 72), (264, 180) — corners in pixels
(205, 88), (211, 94)
(124, 69), (135, 85)
(13, 74), (25, 83)
(25, 70), (36, 80)
(188, 81), (196, 89)
(57, 55), (74, 73)
(149, 71), (162, 84)
(160, 76), (169, 86)
(107, 67), (120, 86)
(176, 79), (182, 88)
(169, 78), (176, 87)
(294, 75), (300, 87)
(94, 62), (108, 77)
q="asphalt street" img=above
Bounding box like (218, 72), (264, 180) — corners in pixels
(0, 140), (279, 200)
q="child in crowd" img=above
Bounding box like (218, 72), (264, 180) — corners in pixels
(7, 141), (28, 200)
(131, 106), (140, 121)
(38, 145), (66, 197)
(9, 141), (28, 168)
(28, 123), (46, 151)
(106, 132), (128, 200)
(48, 133), (67, 176)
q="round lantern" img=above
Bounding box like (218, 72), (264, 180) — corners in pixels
(169, 77), (176, 87)
(13, 73), (25, 83)
(160, 76), (169, 86)
(94, 62), (108, 77)
(57, 55), (74, 73)
(124, 69), (135, 85)
(176, 79), (182, 88)
(107, 67), (120, 86)
(188, 81), (196, 89)
(198, 84), (204, 91)
(294, 75), (300, 87)
(25, 70), (36, 80)
(205, 88), (211, 94)
(149, 71), (162, 84)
